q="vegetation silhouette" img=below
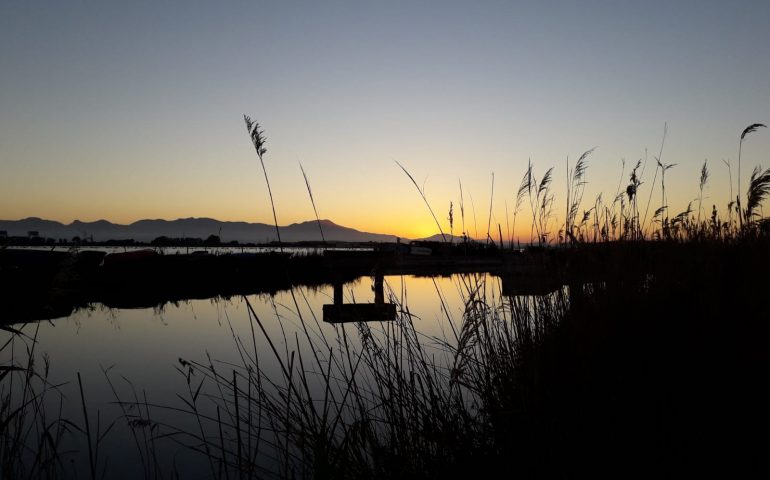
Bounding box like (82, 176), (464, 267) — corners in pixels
(2, 122), (770, 478)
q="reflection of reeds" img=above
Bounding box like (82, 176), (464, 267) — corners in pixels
(7, 121), (770, 478)
(153, 235), (770, 478)
(11, 235), (770, 477)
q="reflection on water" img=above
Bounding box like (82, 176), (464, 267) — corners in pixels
(3, 273), (532, 478)
(10, 245), (374, 255)
(323, 274), (397, 322)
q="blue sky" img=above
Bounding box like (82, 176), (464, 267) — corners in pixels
(2, 0), (769, 238)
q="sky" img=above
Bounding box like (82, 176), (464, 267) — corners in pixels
(2, 0), (769, 240)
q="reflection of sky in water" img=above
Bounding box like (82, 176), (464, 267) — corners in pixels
(3, 274), (503, 478)
(11, 245), (374, 255)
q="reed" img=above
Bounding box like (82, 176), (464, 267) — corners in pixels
(5, 121), (770, 479)
(697, 159), (709, 225)
(642, 123), (667, 233)
(143, 120), (770, 477)
(244, 116), (283, 251)
(1, 324), (81, 478)
(738, 123), (767, 226)
(512, 161), (531, 247)
(564, 147), (594, 244)
(744, 166), (770, 228)
(486, 173), (494, 244)
(299, 163), (326, 244)
(156, 232), (770, 478)
(395, 161), (447, 242)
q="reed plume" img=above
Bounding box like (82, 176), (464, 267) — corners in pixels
(535, 167), (554, 244)
(697, 160), (709, 224)
(244, 115), (282, 249)
(512, 160), (533, 247)
(737, 123), (766, 227)
(565, 147), (595, 243)
(745, 166), (770, 223)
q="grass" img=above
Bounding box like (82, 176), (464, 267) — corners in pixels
(3, 121), (770, 478)
(396, 161), (448, 242)
(1, 324), (76, 478)
(151, 240), (770, 478)
(154, 121), (768, 478)
(244, 115), (283, 251)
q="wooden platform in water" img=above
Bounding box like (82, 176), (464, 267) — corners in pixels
(322, 303), (397, 323)
(0, 247), (565, 323)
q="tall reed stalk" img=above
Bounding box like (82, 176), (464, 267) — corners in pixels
(299, 163), (326, 244)
(697, 160), (709, 225)
(564, 148), (594, 244)
(458, 180), (467, 243)
(396, 161), (447, 242)
(244, 116), (282, 250)
(486, 173), (494, 245)
(642, 123), (667, 235)
(737, 123), (766, 229)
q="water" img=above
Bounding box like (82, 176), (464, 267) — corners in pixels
(9, 245), (375, 255)
(2, 273), (505, 478)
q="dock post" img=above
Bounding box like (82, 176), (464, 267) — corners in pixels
(374, 273), (384, 305)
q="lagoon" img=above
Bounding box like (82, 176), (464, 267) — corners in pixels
(3, 273), (507, 478)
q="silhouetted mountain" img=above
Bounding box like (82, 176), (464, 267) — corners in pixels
(0, 217), (400, 243)
(416, 233), (470, 243)
(0, 217), (72, 239)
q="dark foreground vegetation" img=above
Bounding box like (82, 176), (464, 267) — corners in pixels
(3, 237), (768, 478)
(168, 240), (770, 479)
(0, 241), (501, 323)
(2, 122), (770, 478)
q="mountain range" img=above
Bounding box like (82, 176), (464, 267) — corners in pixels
(0, 217), (405, 243)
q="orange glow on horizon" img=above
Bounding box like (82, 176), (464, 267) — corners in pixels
(0, 208), (441, 241)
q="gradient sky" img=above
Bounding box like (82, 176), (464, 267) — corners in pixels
(2, 0), (769, 239)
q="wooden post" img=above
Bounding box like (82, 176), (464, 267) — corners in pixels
(374, 273), (384, 305)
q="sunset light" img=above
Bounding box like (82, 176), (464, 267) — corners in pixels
(2, 2), (769, 478)
(2, 2), (768, 240)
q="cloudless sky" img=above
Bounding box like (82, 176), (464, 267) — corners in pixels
(2, 0), (769, 239)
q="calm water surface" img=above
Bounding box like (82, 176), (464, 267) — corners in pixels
(12, 245), (374, 255)
(3, 274), (506, 478)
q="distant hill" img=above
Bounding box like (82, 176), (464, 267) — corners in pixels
(0, 217), (400, 243)
(416, 233), (472, 243)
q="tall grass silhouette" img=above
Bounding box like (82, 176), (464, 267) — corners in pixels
(395, 161), (447, 242)
(244, 116), (282, 250)
(4, 121), (770, 479)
